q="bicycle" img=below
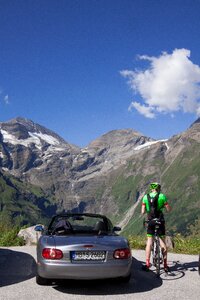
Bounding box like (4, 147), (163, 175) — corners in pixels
(144, 218), (163, 277)
(151, 218), (163, 277)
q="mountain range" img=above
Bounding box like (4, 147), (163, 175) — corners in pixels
(0, 117), (199, 236)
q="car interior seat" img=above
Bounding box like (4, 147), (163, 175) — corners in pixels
(94, 220), (107, 233)
(54, 219), (73, 234)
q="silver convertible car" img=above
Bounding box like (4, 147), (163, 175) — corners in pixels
(35, 213), (132, 285)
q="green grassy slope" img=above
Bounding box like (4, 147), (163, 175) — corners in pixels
(0, 171), (56, 227)
(117, 140), (200, 237)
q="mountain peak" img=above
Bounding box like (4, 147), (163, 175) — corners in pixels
(0, 117), (81, 152)
(87, 128), (153, 152)
(190, 117), (200, 126)
(7, 116), (34, 125)
(89, 128), (147, 144)
(0, 117), (67, 144)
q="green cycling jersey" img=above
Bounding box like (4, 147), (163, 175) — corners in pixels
(142, 192), (168, 213)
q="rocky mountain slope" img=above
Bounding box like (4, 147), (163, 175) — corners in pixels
(0, 117), (199, 235)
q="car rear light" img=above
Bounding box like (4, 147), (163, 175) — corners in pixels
(113, 248), (131, 259)
(42, 248), (63, 260)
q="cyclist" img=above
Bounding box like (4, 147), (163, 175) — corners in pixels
(141, 182), (171, 272)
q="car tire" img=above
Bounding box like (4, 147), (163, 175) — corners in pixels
(36, 274), (50, 285)
(119, 273), (131, 283)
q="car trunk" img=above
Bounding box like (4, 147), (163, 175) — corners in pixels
(52, 235), (127, 249)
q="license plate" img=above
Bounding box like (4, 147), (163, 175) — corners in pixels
(71, 251), (106, 261)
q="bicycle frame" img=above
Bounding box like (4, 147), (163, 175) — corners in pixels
(151, 220), (163, 277)
(144, 218), (163, 277)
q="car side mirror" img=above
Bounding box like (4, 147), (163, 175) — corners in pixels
(34, 224), (44, 232)
(113, 226), (121, 232)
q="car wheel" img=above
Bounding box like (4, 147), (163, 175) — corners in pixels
(119, 273), (131, 283)
(36, 274), (50, 285)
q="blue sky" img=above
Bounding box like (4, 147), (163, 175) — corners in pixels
(1, 0), (200, 146)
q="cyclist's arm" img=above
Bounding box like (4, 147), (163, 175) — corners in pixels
(141, 203), (146, 215)
(162, 193), (172, 212)
(165, 203), (172, 212)
(141, 195), (147, 215)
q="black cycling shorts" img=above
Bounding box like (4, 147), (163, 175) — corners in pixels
(147, 219), (165, 237)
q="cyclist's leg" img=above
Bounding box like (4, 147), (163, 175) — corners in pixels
(159, 236), (167, 259)
(158, 222), (170, 272)
(142, 236), (153, 271)
(144, 222), (154, 269)
(146, 236), (153, 264)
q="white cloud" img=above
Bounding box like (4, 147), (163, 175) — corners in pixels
(4, 95), (9, 104)
(128, 101), (155, 118)
(0, 90), (10, 105)
(121, 49), (200, 118)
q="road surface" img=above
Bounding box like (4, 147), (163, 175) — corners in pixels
(0, 246), (199, 300)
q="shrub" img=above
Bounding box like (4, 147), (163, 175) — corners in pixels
(0, 226), (25, 246)
(128, 235), (146, 250)
(173, 234), (200, 255)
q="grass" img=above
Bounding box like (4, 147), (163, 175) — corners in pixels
(128, 234), (200, 255)
(110, 172), (144, 225)
(172, 234), (200, 255)
(128, 235), (146, 250)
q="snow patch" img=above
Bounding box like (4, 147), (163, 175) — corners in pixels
(0, 129), (63, 150)
(1, 129), (42, 149)
(81, 147), (89, 153)
(165, 142), (170, 150)
(29, 132), (60, 146)
(134, 139), (168, 150)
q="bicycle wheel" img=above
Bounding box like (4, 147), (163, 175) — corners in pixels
(154, 238), (161, 277)
(151, 241), (156, 266)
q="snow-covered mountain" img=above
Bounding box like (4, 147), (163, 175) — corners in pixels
(0, 117), (79, 175)
(0, 117), (199, 236)
(0, 117), (161, 212)
(1, 128), (64, 149)
(0, 117), (161, 178)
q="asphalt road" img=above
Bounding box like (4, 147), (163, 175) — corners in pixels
(0, 246), (199, 300)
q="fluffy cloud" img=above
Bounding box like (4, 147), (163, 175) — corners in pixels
(121, 49), (200, 118)
(4, 95), (9, 104)
(0, 89), (9, 105)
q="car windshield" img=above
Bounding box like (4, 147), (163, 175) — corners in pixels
(48, 214), (112, 235)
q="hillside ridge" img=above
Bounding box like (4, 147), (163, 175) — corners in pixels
(0, 117), (199, 236)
